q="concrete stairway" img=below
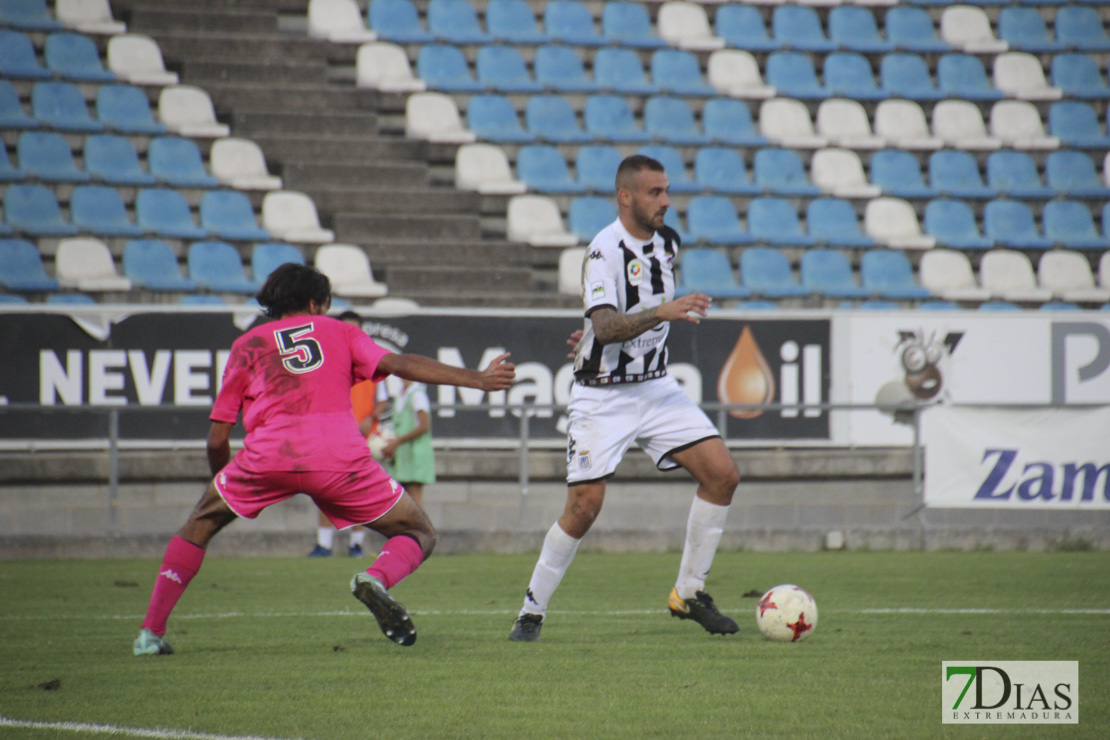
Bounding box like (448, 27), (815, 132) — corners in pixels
(109, 0), (576, 308)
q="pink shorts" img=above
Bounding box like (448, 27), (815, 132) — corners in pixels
(213, 457), (405, 530)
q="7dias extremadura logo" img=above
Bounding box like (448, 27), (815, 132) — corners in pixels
(942, 661), (1078, 724)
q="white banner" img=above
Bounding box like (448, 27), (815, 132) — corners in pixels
(836, 315), (1110, 446)
(924, 406), (1110, 509)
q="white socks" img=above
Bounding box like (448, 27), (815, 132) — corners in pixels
(316, 527), (334, 550)
(520, 522), (581, 618)
(674, 496), (729, 600)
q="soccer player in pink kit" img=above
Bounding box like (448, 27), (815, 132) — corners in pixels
(133, 264), (515, 653)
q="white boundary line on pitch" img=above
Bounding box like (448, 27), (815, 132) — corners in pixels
(0, 717), (301, 740)
(2, 607), (1109, 622)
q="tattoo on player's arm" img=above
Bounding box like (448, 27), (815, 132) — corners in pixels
(590, 307), (661, 345)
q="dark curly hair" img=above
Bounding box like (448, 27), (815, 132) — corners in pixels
(255, 263), (332, 319)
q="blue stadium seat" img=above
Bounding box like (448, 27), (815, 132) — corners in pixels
(937, 54), (1004, 101)
(16, 131), (89, 183)
(367, 0), (435, 43)
(686, 196), (752, 245)
(715, 5), (777, 52)
(1045, 150), (1110, 199)
(0, 140), (24, 182)
(1054, 7), (1110, 53)
(1040, 301), (1082, 312)
(801, 249), (870, 299)
(524, 95), (591, 143)
(733, 300), (779, 311)
(251, 242), (305, 283)
(984, 200), (1054, 250)
(871, 149), (938, 199)
(468, 95), (535, 143)
(136, 188), (207, 240)
(594, 48), (658, 95)
(663, 209), (692, 246)
(43, 32), (116, 82)
(516, 145), (585, 193)
(853, 300), (901, 311)
(0, 293), (30, 303)
(567, 196), (616, 243)
(46, 292), (97, 305)
(749, 197), (818, 248)
(0, 238), (60, 291)
(188, 240), (260, 293)
(122, 239), (197, 291)
(70, 185), (144, 237)
(533, 45), (598, 93)
(929, 150), (995, 199)
(584, 95), (650, 143)
(740, 247), (810, 298)
(148, 137), (220, 188)
(0, 80), (38, 130)
(643, 97), (710, 146)
(860, 250), (931, 300)
(753, 149), (820, 197)
(486, 0), (549, 44)
(880, 53), (944, 101)
(4, 184), (78, 236)
(637, 145), (699, 194)
(427, 0), (492, 44)
(417, 45), (484, 93)
(575, 145), (623, 192)
(95, 84), (167, 135)
(824, 53), (885, 101)
(771, 6), (836, 52)
(886, 7), (950, 53)
(997, 7), (1065, 53)
(978, 301), (1021, 312)
(84, 134), (156, 186)
(693, 147), (759, 196)
(602, 2), (664, 49)
(923, 199), (994, 250)
(477, 46), (543, 93)
(1042, 201), (1110, 250)
(828, 7), (893, 54)
(544, 1), (604, 46)
(679, 248), (751, 300)
(1051, 55), (1110, 100)
(702, 99), (766, 147)
(1048, 101), (1110, 149)
(918, 300), (961, 311)
(0, 0), (63, 31)
(805, 199), (874, 249)
(765, 52), (831, 99)
(651, 49), (716, 97)
(32, 81), (103, 132)
(0, 30), (51, 79)
(199, 190), (269, 242)
(985, 151), (1053, 199)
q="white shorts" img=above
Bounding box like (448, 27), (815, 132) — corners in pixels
(565, 375), (721, 484)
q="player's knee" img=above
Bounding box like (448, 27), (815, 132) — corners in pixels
(420, 524), (437, 560)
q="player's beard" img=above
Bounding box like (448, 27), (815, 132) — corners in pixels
(633, 203), (666, 235)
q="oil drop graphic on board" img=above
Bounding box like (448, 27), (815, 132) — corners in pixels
(716, 325), (775, 419)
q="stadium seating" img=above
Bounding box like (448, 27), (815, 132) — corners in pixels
(476, 46), (543, 93)
(637, 145), (699, 193)
(32, 81), (103, 132)
(533, 45), (598, 93)
(652, 49), (717, 96)
(55, 0), (125, 35)
(979, 249), (1053, 302)
(923, 199), (994, 250)
(209, 138), (283, 191)
(860, 250), (931, 300)
(678, 248), (751, 300)
(931, 150), (995, 199)
(740, 247), (810, 298)
(427, 0), (492, 44)
(106, 34), (178, 86)
(355, 42), (425, 92)
(584, 95), (650, 143)
(594, 48), (658, 95)
(524, 97), (591, 144)
(261, 191), (335, 244)
(919, 249), (992, 302)
(0, 80), (38, 129)
(367, 0), (434, 43)
(3, 183), (79, 236)
(748, 197), (818, 247)
(567, 197), (616, 243)
(158, 86), (230, 137)
(17, 131), (89, 182)
(643, 97), (711, 145)
(1038, 250), (1110, 303)
(753, 148), (820, 196)
(95, 84), (167, 135)
(993, 53), (1062, 101)
(828, 6), (893, 54)
(765, 53), (831, 100)
(932, 100), (1001, 150)
(506, 195), (577, 247)
(815, 98), (885, 149)
(985, 150), (1053, 198)
(1048, 102), (1110, 149)
(84, 134), (156, 186)
(307, 0), (378, 44)
(702, 98), (766, 147)
(825, 53), (885, 101)
(54, 237), (132, 292)
(984, 200), (1054, 250)
(771, 5), (836, 53)
(1051, 55), (1110, 99)
(601, 2), (664, 48)
(806, 198), (876, 248)
(1044, 151), (1110, 199)
(706, 50), (775, 99)
(557, 246), (585, 296)
(418, 45), (484, 93)
(881, 54), (945, 102)
(686, 196), (752, 245)
(871, 149), (937, 199)
(468, 95), (535, 143)
(544, 1), (606, 47)
(405, 92), (475, 143)
(135, 188), (207, 240)
(886, 7), (950, 53)
(939, 54), (1005, 101)
(575, 146), (624, 192)
(517, 146), (585, 194)
(988, 100), (1060, 150)
(188, 240), (261, 294)
(0, 0), (63, 31)
(0, 30), (51, 79)
(70, 185), (144, 237)
(200, 190), (269, 242)
(0, 238), (61, 291)
(1042, 201), (1110, 250)
(997, 7), (1064, 53)
(1055, 7), (1110, 52)
(454, 143), (526, 194)
(656, 1), (723, 51)
(800, 249), (871, 299)
(122, 238), (197, 292)
(758, 98), (827, 148)
(810, 149), (881, 199)
(940, 6), (1008, 53)
(864, 197), (935, 249)
(148, 137), (220, 188)
(0, 140), (24, 182)
(251, 242), (305, 283)
(44, 32), (116, 82)
(874, 100), (942, 150)
(693, 147), (760, 196)
(714, 5), (777, 52)
(486, 0), (549, 44)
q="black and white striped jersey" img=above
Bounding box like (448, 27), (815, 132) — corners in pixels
(574, 218), (680, 386)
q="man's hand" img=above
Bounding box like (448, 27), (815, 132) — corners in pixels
(657, 293), (711, 325)
(479, 353), (515, 391)
(566, 329), (584, 359)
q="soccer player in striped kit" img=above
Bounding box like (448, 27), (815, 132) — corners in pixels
(509, 155), (741, 641)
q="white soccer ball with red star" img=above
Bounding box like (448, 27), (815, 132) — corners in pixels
(756, 585), (817, 642)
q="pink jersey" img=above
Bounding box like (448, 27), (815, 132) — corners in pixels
(211, 315), (392, 472)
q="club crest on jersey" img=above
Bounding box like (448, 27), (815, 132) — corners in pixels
(627, 259), (645, 286)
(577, 450), (591, 471)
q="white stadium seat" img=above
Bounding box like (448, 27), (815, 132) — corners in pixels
(919, 249), (991, 302)
(1037, 251), (1110, 303)
(210, 138), (283, 191)
(940, 6), (1008, 53)
(558, 247), (586, 295)
(315, 244), (388, 298)
(759, 98), (828, 149)
(56, 0), (126, 35)
(810, 149), (881, 198)
(979, 249), (1052, 303)
(55, 238), (132, 292)
(874, 100), (943, 150)
(816, 99), (885, 150)
(506, 195), (578, 247)
(989, 100), (1059, 150)
(158, 86), (230, 138)
(261, 191), (335, 244)
(405, 92), (476, 143)
(657, 2), (726, 51)
(356, 42), (426, 93)
(308, 0), (378, 43)
(455, 144), (527, 195)
(931, 100), (1002, 151)
(706, 50), (775, 99)
(864, 197), (936, 250)
(107, 35), (179, 86)
(993, 53), (1062, 101)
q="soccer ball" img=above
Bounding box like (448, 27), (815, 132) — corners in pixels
(755, 584), (817, 642)
(367, 428), (396, 461)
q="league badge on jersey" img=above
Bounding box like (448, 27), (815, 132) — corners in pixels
(590, 281), (605, 300)
(577, 450), (591, 472)
(627, 259), (644, 286)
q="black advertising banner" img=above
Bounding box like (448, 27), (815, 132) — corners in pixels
(0, 312), (830, 442)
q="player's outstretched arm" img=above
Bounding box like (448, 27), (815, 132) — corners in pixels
(590, 293), (711, 345)
(378, 352), (515, 391)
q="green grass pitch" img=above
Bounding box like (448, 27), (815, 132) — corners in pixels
(1, 551), (1107, 739)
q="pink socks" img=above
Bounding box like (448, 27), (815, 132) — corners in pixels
(141, 536), (205, 636)
(366, 535), (425, 589)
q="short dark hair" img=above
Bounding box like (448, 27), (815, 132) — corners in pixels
(615, 154), (664, 193)
(336, 310), (362, 324)
(255, 263), (331, 319)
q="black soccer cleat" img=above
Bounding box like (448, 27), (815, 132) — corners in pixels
(668, 588), (739, 635)
(508, 613), (543, 642)
(351, 573), (416, 647)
